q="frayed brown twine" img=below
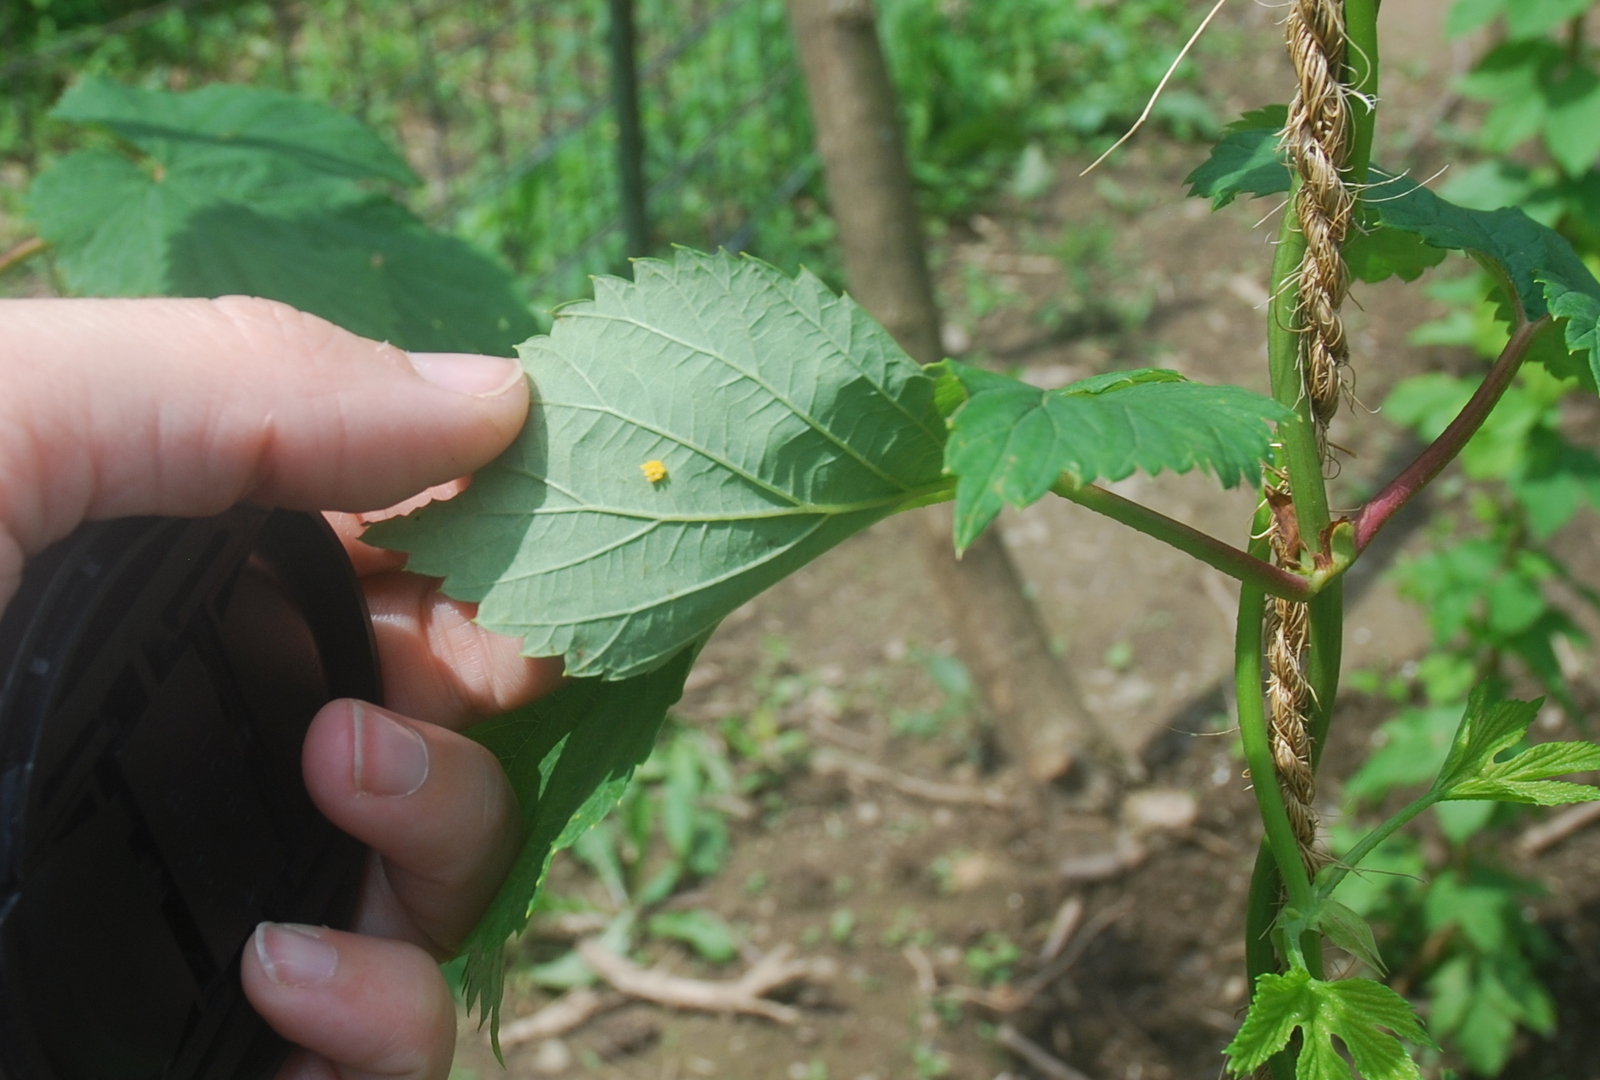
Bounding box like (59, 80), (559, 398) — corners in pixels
(1260, 0), (1359, 876)
(1284, 0), (1355, 432)
(1264, 488), (1322, 873)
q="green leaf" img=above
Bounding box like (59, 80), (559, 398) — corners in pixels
(1182, 128), (1600, 380)
(1540, 271), (1600, 388)
(1446, 0), (1505, 37)
(1434, 682), (1600, 804)
(937, 360), (1289, 553)
(371, 249), (950, 680)
(51, 75), (417, 186)
(647, 909), (740, 964)
(1184, 105), (1288, 209)
(1341, 706), (1462, 804)
(1311, 899), (1388, 975)
(458, 643), (699, 1047)
(1344, 224), (1448, 285)
(1226, 969), (1432, 1080)
(28, 79), (534, 354)
(1506, 0), (1592, 39)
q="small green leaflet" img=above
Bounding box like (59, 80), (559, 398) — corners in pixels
(1186, 119), (1600, 384)
(936, 360), (1289, 553)
(1433, 682), (1600, 804)
(1226, 969), (1433, 1080)
(28, 78), (534, 355)
(1183, 104), (1287, 209)
(1311, 899), (1387, 976)
(372, 249), (950, 680)
(458, 643), (699, 1050)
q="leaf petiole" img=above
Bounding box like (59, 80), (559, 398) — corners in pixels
(1049, 476), (1316, 600)
(1354, 315), (1551, 550)
(1314, 789), (1438, 901)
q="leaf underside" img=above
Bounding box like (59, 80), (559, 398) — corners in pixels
(371, 248), (949, 680)
(1185, 122), (1600, 385)
(28, 77), (533, 354)
(937, 360), (1291, 552)
(458, 643), (700, 1049)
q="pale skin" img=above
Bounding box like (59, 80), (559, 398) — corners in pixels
(0, 295), (566, 1080)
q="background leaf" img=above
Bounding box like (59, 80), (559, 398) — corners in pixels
(50, 75), (417, 185)
(937, 360), (1289, 553)
(457, 643), (700, 1047)
(27, 78), (534, 354)
(1185, 124), (1600, 382)
(371, 249), (950, 680)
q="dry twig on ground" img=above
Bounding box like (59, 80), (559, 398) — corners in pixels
(811, 747), (1017, 808)
(996, 1023), (1094, 1080)
(1518, 802), (1600, 857)
(576, 940), (831, 1024)
(499, 987), (625, 1048)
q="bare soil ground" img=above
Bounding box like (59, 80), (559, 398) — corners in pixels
(449, 5), (1600, 1080)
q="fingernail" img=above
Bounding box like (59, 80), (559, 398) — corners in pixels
(255, 923), (338, 987)
(351, 703), (430, 797)
(407, 352), (522, 397)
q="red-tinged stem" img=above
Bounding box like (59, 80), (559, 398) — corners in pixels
(1050, 477), (1313, 601)
(1354, 316), (1551, 551)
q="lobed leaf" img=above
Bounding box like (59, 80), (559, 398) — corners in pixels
(1226, 969), (1432, 1080)
(1183, 104), (1287, 209)
(936, 360), (1289, 553)
(1433, 682), (1600, 805)
(457, 643), (700, 1049)
(371, 249), (950, 680)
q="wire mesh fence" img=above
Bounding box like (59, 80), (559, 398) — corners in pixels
(2, 0), (1207, 313)
(2, 0), (825, 314)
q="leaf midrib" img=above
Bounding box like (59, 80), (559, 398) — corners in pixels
(562, 310), (915, 491)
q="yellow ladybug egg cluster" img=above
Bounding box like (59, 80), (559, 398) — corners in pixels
(640, 460), (669, 484)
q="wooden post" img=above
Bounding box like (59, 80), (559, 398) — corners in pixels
(784, 0), (1108, 785)
(609, 0), (650, 259)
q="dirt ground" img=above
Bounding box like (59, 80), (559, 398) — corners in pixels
(447, 4), (1600, 1080)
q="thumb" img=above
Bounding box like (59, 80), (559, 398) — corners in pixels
(0, 296), (529, 608)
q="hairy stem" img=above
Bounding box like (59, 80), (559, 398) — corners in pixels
(1268, 204), (1332, 542)
(1344, 0), (1380, 186)
(1317, 790), (1439, 898)
(1048, 478), (1312, 600)
(1306, 582), (1344, 759)
(1236, 575), (1317, 915)
(1354, 316), (1550, 550)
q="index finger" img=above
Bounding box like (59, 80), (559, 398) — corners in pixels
(0, 296), (528, 610)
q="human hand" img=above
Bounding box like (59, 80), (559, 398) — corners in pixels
(0, 296), (563, 1080)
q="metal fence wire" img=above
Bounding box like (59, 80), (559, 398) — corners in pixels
(3, 0), (823, 314)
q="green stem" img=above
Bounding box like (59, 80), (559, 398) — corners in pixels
(1317, 789), (1440, 898)
(1048, 478), (1312, 601)
(1267, 195), (1331, 547)
(1244, 842), (1297, 1080)
(1236, 565), (1317, 918)
(1306, 582), (1344, 762)
(1344, 0), (1380, 187)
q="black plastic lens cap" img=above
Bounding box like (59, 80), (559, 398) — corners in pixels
(0, 507), (378, 1080)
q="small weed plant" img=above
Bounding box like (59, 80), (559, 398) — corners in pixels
(15, 1), (1600, 1076)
